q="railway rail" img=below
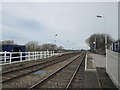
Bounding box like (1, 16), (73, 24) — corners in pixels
(2, 53), (78, 83)
(27, 53), (85, 89)
(2, 55), (60, 73)
(66, 55), (85, 89)
(2, 52), (78, 73)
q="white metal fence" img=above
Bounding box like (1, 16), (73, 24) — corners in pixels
(0, 51), (54, 65)
(106, 49), (120, 88)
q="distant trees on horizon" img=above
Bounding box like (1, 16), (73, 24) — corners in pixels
(0, 40), (64, 51)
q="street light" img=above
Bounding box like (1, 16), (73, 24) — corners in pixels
(72, 42), (74, 50)
(93, 36), (96, 52)
(97, 15), (102, 18)
(96, 15), (107, 51)
(54, 33), (58, 43)
(54, 33), (58, 51)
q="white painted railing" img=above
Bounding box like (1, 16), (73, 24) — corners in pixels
(106, 49), (120, 88)
(0, 50), (54, 65)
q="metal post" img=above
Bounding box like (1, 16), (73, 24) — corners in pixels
(72, 42), (74, 50)
(104, 17), (107, 50)
(95, 36), (96, 50)
(93, 36), (96, 53)
(102, 16), (107, 54)
(97, 15), (107, 52)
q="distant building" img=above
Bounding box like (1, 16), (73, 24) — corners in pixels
(0, 44), (26, 52)
(111, 40), (120, 53)
(0, 44), (26, 61)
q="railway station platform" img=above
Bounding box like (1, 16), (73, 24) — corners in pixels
(84, 53), (117, 89)
(1, 52), (118, 89)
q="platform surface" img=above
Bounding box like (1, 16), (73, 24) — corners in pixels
(90, 54), (106, 68)
(89, 53), (117, 89)
(84, 54), (101, 88)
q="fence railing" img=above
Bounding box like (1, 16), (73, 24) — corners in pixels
(0, 51), (54, 65)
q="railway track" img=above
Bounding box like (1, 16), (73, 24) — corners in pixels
(2, 53), (72, 74)
(2, 55), (61, 73)
(66, 55), (85, 89)
(27, 53), (85, 89)
(2, 53), (78, 83)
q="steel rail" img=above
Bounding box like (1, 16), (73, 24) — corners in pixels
(2, 53), (78, 83)
(65, 54), (85, 89)
(2, 53), (72, 75)
(27, 53), (83, 90)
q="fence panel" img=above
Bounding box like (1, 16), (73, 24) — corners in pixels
(106, 49), (120, 88)
(0, 50), (55, 66)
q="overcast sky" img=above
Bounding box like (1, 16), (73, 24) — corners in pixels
(1, 2), (118, 49)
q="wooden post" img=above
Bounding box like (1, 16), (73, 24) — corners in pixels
(33, 52), (34, 60)
(4, 51), (6, 62)
(40, 51), (42, 59)
(52, 51), (54, 56)
(20, 52), (22, 62)
(35, 51), (37, 60)
(47, 50), (49, 58)
(29, 52), (30, 61)
(50, 51), (52, 56)
(10, 53), (12, 64)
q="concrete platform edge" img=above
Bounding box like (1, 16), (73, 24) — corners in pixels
(84, 53), (101, 89)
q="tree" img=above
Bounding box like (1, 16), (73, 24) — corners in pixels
(41, 44), (57, 50)
(86, 33), (113, 54)
(57, 46), (64, 50)
(0, 40), (16, 45)
(25, 41), (39, 51)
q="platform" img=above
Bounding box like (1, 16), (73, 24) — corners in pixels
(84, 53), (117, 89)
(90, 54), (106, 68)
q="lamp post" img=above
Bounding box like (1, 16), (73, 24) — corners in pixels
(54, 33), (58, 51)
(54, 33), (58, 43)
(93, 36), (96, 53)
(72, 42), (74, 50)
(67, 40), (70, 50)
(97, 15), (107, 51)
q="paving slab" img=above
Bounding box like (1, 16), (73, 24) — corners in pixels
(84, 54), (101, 89)
(96, 67), (117, 89)
(90, 54), (106, 68)
(84, 70), (101, 89)
(89, 53), (118, 89)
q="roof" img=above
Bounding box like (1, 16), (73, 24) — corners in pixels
(0, 44), (25, 47)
